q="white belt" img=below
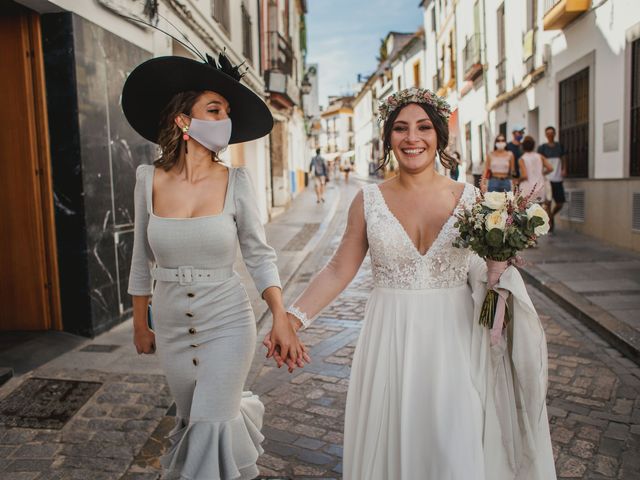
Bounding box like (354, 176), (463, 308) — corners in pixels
(151, 265), (234, 285)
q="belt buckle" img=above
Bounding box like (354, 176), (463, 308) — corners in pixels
(178, 266), (194, 286)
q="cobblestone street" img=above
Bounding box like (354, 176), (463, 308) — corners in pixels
(1, 181), (639, 480)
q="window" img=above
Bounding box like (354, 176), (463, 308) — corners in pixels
(413, 61), (421, 87)
(213, 0), (230, 34)
(499, 122), (507, 138)
(449, 31), (455, 80)
(478, 124), (485, 162)
(631, 38), (640, 176)
(242, 4), (253, 64)
(465, 122), (473, 165)
(397, 75), (402, 91)
(431, 7), (436, 32)
(559, 67), (590, 178)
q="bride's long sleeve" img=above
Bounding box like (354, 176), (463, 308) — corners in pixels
(289, 191), (369, 328)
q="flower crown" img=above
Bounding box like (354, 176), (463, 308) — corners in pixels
(378, 87), (452, 123)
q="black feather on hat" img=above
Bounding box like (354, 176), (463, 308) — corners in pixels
(121, 17), (273, 145)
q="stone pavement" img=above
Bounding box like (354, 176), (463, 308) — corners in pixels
(1, 176), (640, 479)
(521, 229), (640, 364)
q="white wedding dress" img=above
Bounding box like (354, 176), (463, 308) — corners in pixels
(346, 183), (556, 479)
(291, 182), (557, 480)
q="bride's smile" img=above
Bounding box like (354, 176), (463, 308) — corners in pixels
(390, 103), (438, 171)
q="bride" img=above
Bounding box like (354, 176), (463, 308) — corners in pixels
(265, 87), (556, 479)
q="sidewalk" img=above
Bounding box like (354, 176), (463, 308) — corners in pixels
(521, 229), (640, 364)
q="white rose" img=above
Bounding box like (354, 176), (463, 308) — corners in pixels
(485, 210), (508, 231)
(526, 203), (550, 235)
(483, 191), (509, 210)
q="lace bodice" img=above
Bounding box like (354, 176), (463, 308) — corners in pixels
(363, 183), (476, 290)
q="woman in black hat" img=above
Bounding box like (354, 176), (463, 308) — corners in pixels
(123, 53), (309, 479)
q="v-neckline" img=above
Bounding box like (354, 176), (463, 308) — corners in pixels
(375, 183), (468, 258)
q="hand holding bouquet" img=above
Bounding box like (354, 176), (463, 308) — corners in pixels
(453, 190), (550, 343)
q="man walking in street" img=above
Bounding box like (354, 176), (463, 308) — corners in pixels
(538, 125), (567, 233)
(506, 125), (525, 182)
(309, 148), (327, 203)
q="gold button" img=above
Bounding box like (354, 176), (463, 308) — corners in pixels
(186, 312), (194, 318)
(187, 293), (194, 298)
(192, 358), (199, 366)
(188, 327), (196, 334)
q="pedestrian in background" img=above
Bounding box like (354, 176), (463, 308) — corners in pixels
(310, 148), (328, 203)
(483, 134), (515, 192)
(538, 126), (567, 232)
(341, 155), (353, 183)
(519, 135), (554, 205)
(471, 154), (484, 188)
(506, 126), (524, 181)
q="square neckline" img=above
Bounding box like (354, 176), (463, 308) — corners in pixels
(148, 165), (233, 220)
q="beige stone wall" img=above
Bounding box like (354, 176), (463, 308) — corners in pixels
(558, 179), (640, 252)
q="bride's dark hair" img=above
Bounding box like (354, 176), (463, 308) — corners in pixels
(379, 102), (456, 170)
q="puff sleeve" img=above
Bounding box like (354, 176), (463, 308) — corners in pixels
(234, 167), (281, 295)
(127, 164), (156, 296)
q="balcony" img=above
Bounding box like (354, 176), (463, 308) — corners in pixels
(462, 34), (483, 81)
(265, 70), (300, 108)
(496, 59), (506, 95)
(543, 0), (590, 30)
(267, 31), (293, 76)
(265, 31), (298, 107)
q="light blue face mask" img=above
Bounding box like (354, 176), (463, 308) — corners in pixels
(187, 117), (232, 153)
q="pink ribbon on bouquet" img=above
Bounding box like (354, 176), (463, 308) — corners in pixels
(486, 256), (525, 345)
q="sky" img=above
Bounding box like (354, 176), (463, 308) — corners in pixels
(306, 0), (424, 108)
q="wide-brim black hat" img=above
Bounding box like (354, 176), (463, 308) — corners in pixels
(121, 55), (273, 144)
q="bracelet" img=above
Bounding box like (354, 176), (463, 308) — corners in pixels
(286, 305), (310, 330)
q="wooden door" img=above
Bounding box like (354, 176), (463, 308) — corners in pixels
(0, 2), (61, 331)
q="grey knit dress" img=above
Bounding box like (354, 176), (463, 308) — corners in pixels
(127, 164), (280, 480)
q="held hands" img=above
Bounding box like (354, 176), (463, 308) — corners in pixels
(134, 327), (156, 354)
(263, 312), (311, 373)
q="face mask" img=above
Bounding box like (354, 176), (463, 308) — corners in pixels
(496, 142), (507, 150)
(515, 133), (524, 142)
(187, 117), (232, 153)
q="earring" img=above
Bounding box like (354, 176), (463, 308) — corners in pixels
(182, 125), (189, 154)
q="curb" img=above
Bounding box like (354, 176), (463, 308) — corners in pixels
(520, 263), (640, 366)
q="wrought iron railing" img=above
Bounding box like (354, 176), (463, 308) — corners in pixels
(267, 31), (293, 76)
(462, 34), (482, 79)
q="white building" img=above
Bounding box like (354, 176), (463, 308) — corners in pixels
(421, 0), (640, 252)
(320, 96), (355, 167)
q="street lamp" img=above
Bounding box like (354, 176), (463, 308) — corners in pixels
(301, 75), (312, 95)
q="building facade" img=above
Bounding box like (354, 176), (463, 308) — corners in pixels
(320, 96), (355, 169)
(420, 0), (640, 252)
(1, 0), (309, 337)
(260, 0), (309, 206)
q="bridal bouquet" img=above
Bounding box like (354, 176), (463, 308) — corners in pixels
(453, 190), (550, 342)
